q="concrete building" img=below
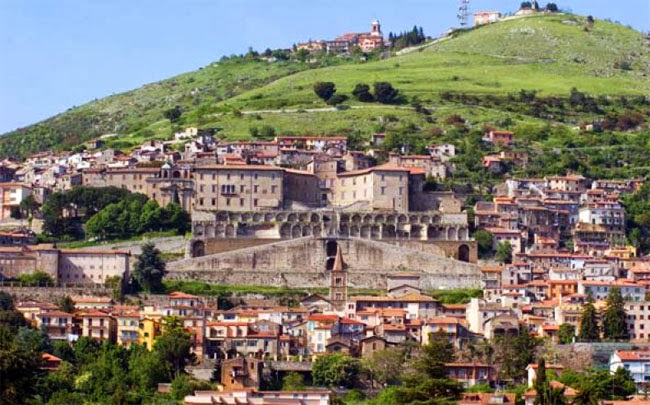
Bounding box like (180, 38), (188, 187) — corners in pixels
(0, 245), (129, 285)
(193, 165), (284, 211)
(610, 350), (650, 387)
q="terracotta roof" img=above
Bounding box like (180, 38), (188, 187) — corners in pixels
(614, 350), (650, 361)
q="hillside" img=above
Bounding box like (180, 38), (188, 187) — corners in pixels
(1, 13), (649, 159)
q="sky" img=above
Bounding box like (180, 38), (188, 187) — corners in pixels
(0, 0), (648, 135)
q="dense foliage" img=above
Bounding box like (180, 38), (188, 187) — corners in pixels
(132, 242), (167, 293)
(579, 296), (601, 342)
(85, 196), (189, 241)
(388, 26), (426, 50)
(42, 186), (131, 238)
(602, 287), (629, 341)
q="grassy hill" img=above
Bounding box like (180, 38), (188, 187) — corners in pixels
(1, 13), (649, 159)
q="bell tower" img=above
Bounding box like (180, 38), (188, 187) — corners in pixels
(371, 20), (381, 36)
(329, 244), (347, 310)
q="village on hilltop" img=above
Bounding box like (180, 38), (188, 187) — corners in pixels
(1, 2), (650, 404)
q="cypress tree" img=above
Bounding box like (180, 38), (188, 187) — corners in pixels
(603, 286), (630, 340)
(534, 358), (547, 405)
(579, 294), (600, 342)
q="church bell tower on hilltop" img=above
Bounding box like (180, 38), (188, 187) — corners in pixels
(371, 20), (382, 36)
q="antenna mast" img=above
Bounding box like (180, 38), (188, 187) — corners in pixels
(458, 0), (470, 27)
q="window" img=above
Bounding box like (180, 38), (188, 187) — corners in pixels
(254, 185), (259, 193)
(381, 187), (386, 195)
(240, 198), (244, 206)
(271, 185), (277, 193)
(254, 173), (258, 180)
(254, 199), (258, 207)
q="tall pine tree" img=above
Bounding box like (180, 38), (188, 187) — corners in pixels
(603, 286), (630, 341)
(579, 294), (600, 342)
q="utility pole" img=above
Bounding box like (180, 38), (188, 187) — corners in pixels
(458, 0), (470, 27)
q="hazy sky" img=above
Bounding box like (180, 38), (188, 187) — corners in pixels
(1, 0), (648, 135)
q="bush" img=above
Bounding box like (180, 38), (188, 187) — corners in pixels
(326, 94), (348, 106)
(373, 82), (399, 104)
(17, 271), (55, 286)
(313, 82), (336, 101)
(352, 83), (374, 102)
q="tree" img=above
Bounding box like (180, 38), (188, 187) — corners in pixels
(163, 106), (182, 123)
(398, 331), (463, 402)
(603, 287), (629, 341)
(496, 241), (513, 264)
(352, 83), (374, 102)
(154, 316), (195, 379)
(546, 3), (558, 12)
(579, 296), (600, 342)
(0, 292), (13, 311)
(534, 358), (547, 405)
(373, 82), (399, 104)
(19, 195), (39, 218)
(558, 324), (575, 344)
(55, 295), (75, 314)
(170, 374), (193, 400)
(312, 353), (361, 388)
(132, 242), (166, 293)
(495, 328), (540, 383)
(0, 325), (45, 404)
(282, 372), (306, 391)
(363, 347), (405, 387)
(473, 230), (494, 258)
(313, 82), (336, 101)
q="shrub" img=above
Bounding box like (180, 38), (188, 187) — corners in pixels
(313, 82), (336, 101)
(326, 94), (348, 106)
(352, 83), (374, 102)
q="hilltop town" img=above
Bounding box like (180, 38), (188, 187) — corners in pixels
(1, 2), (650, 405)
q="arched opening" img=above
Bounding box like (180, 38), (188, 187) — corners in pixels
(172, 171), (181, 178)
(326, 240), (339, 257)
(325, 257), (336, 270)
(280, 223), (291, 238)
(448, 228), (457, 240)
(383, 224), (396, 239)
(360, 225), (370, 238)
(192, 240), (205, 258)
(225, 224), (236, 237)
(291, 225), (302, 238)
(458, 244), (470, 262)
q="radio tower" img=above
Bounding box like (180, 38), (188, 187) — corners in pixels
(458, 0), (470, 27)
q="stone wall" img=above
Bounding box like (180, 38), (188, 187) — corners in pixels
(80, 235), (186, 255)
(168, 237), (481, 289)
(0, 285), (112, 302)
